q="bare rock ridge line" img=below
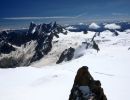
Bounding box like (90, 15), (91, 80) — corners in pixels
(69, 66), (107, 100)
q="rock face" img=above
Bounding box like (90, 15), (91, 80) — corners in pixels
(0, 22), (67, 68)
(56, 47), (75, 64)
(92, 41), (100, 52)
(0, 41), (15, 54)
(29, 22), (67, 62)
(69, 66), (107, 100)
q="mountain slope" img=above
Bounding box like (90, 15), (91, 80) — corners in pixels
(0, 22), (67, 68)
(0, 27), (130, 100)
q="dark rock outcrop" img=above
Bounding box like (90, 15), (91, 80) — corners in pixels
(28, 22), (37, 34)
(56, 47), (75, 64)
(90, 33), (100, 52)
(93, 41), (100, 52)
(113, 31), (119, 36)
(0, 41), (15, 54)
(69, 66), (107, 100)
(110, 30), (119, 36)
(83, 30), (88, 34)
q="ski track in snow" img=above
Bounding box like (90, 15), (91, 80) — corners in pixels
(0, 30), (130, 100)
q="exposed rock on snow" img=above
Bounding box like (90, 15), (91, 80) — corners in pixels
(69, 66), (107, 100)
(113, 30), (119, 36)
(83, 30), (88, 34)
(56, 47), (75, 64)
(92, 41), (100, 52)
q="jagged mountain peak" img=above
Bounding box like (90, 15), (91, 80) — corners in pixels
(0, 22), (67, 68)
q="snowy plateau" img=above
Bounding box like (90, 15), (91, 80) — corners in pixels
(0, 22), (130, 100)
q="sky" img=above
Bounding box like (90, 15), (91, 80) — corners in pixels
(0, 0), (130, 21)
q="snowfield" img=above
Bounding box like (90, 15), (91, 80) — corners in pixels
(0, 30), (130, 100)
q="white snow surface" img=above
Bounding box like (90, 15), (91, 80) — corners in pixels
(125, 29), (130, 33)
(66, 26), (77, 30)
(0, 30), (130, 100)
(104, 23), (121, 29)
(89, 22), (100, 29)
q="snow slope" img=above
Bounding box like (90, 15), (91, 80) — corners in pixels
(0, 30), (130, 100)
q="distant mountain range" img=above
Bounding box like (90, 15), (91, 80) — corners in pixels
(66, 21), (130, 32)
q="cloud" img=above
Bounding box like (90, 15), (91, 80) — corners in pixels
(3, 16), (77, 20)
(75, 12), (87, 18)
(104, 23), (121, 29)
(89, 22), (100, 29)
(112, 13), (123, 16)
(2, 12), (86, 20)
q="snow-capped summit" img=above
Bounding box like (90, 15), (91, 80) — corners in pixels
(66, 26), (77, 30)
(104, 23), (121, 30)
(79, 23), (85, 25)
(89, 22), (100, 29)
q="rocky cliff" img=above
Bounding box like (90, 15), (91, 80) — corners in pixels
(69, 66), (107, 100)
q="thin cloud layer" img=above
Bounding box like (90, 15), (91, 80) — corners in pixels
(3, 16), (76, 20)
(3, 14), (84, 20)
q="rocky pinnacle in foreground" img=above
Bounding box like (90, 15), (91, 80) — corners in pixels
(69, 66), (107, 100)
